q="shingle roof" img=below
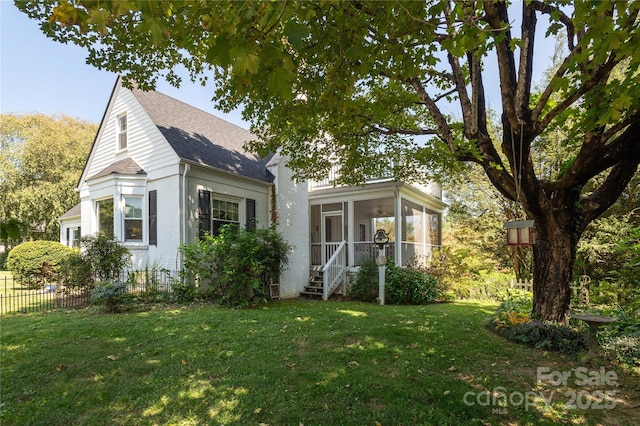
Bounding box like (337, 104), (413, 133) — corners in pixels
(60, 203), (81, 219)
(131, 89), (274, 183)
(88, 157), (146, 180)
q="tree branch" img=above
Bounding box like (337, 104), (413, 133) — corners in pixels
(580, 121), (640, 226)
(529, 0), (575, 51)
(407, 76), (456, 153)
(369, 125), (439, 136)
(515, 2), (536, 122)
(533, 53), (618, 136)
(483, 1), (519, 130)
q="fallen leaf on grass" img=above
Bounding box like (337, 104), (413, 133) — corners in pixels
(107, 355), (118, 361)
(182, 359), (188, 366)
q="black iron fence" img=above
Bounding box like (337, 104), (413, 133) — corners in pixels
(0, 269), (181, 315)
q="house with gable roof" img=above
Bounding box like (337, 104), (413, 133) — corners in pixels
(60, 77), (446, 299)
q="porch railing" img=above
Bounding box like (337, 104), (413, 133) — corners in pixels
(322, 241), (347, 300)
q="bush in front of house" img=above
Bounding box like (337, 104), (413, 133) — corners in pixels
(6, 240), (75, 287)
(350, 258), (440, 304)
(63, 235), (131, 289)
(348, 257), (379, 302)
(385, 260), (439, 305)
(90, 280), (131, 313)
(180, 224), (290, 307)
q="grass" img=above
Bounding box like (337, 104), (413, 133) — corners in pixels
(1, 300), (639, 425)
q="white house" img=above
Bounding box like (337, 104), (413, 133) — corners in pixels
(60, 77), (446, 299)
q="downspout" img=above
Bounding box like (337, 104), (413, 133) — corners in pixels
(178, 163), (190, 272)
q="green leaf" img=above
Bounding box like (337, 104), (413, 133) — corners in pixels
(233, 51), (260, 75)
(267, 67), (292, 98)
(284, 20), (309, 50)
(207, 36), (232, 68)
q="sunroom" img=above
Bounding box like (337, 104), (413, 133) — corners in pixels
(306, 172), (446, 299)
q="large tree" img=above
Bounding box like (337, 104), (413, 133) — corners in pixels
(1, 114), (96, 241)
(17, 1), (640, 322)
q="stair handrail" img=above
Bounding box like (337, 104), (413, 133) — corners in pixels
(322, 240), (347, 300)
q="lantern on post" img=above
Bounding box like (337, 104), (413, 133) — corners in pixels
(373, 229), (389, 305)
(503, 220), (536, 246)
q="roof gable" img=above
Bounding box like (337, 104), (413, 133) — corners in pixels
(131, 88), (274, 183)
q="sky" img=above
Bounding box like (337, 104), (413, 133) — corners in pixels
(1, 1), (556, 129)
(0, 1), (248, 127)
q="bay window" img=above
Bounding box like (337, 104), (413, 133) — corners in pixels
(97, 198), (114, 238)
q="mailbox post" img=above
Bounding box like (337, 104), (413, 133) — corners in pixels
(374, 229), (389, 305)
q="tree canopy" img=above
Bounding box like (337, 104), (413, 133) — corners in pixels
(1, 113), (96, 242)
(16, 0), (640, 322)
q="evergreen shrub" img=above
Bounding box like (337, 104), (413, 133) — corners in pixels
(6, 240), (74, 286)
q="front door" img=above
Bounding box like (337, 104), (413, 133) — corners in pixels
(322, 213), (343, 264)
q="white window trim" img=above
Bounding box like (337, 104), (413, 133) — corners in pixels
(117, 113), (128, 151)
(96, 197), (115, 238)
(211, 194), (242, 233)
(123, 195), (144, 242)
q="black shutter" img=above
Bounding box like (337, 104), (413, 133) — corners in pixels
(246, 198), (256, 231)
(66, 228), (70, 246)
(198, 189), (211, 239)
(149, 190), (157, 246)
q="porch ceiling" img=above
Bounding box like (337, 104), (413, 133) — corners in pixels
(355, 198), (395, 217)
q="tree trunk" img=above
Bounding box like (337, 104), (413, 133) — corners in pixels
(531, 222), (575, 324)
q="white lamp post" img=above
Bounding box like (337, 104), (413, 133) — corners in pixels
(374, 228), (389, 305)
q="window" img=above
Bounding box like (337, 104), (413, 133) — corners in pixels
(97, 198), (114, 238)
(124, 196), (143, 241)
(72, 228), (81, 247)
(117, 114), (128, 150)
(212, 198), (239, 235)
(198, 190), (244, 238)
(65, 227), (81, 247)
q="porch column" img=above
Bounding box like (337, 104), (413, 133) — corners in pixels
(394, 190), (402, 266)
(347, 199), (355, 266)
(423, 205), (427, 261)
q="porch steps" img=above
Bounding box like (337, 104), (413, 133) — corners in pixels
(300, 266), (324, 299)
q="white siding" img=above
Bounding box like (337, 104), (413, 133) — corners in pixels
(268, 155), (309, 298)
(142, 174), (182, 271)
(82, 87), (180, 184)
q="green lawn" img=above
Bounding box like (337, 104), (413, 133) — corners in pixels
(1, 300), (638, 425)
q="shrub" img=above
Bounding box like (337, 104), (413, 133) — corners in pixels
(493, 288), (533, 323)
(81, 235), (131, 281)
(591, 308), (640, 365)
(497, 320), (587, 355)
(385, 260), (438, 305)
(488, 290), (587, 354)
(90, 280), (130, 313)
(172, 280), (198, 303)
(0, 250), (8, 270)
(6, 240), (75, 286)
(62, 251), (94, 289)
(348, 257), (379, 302)
(180, 224), (290, 307)
(63, 235), (131, 289)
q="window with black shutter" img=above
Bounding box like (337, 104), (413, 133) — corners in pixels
(149, 190), (157, 246)
(198, 189), (211, 239)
